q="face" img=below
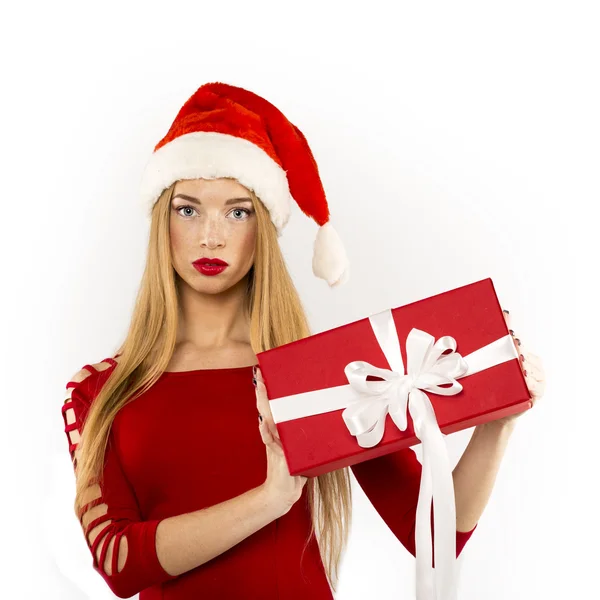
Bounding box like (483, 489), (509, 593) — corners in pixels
(169, 178), (258, 294)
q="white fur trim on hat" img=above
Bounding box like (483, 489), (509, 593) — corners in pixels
(139, 131), (293, 235)
(313, 222), (350, 287)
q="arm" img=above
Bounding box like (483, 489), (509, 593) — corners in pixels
(63, 363), (283, 599)
(452, 420), (516, 532)
(350, 445), (477, 561)
(63, 365), (174, 598)
(155, 485), (282, 577)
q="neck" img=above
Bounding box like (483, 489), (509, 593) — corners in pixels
(175, 275), (250, 350)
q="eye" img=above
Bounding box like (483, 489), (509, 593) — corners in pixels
(175, 205), (197, 218)
(229, 208), (252, 220)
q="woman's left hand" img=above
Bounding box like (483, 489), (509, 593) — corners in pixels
(491, 309), (547, 426)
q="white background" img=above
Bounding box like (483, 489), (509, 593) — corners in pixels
(1, 0), (597, 598)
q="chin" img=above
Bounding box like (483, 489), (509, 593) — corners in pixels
(196, 272), (247, 294)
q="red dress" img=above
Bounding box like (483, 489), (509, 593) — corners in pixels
(61, 356), (477, 599)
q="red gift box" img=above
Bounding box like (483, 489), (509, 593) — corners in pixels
(256, 277), (531, 478)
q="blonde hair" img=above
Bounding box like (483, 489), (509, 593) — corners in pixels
(73, 179), (352, 591)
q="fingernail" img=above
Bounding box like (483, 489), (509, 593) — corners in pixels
(258, 414), (263, 422)
(523, 370), (528, 377)
(503, 309), (510, 314)
(252, 378), (257, 386)
(520, 354), (524, 362)
(509, 329), (515, 335)
(516, 338), (521, 346)
(252, 365), (257, 377)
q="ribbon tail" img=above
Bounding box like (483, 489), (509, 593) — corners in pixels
(411, 390), (457, 600)
(415, 425), (436, 600)
(428, 420), (457, 600)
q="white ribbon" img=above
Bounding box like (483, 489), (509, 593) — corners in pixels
(268, 308), (519, 600)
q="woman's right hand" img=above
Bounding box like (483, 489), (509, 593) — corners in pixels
(254, 366), (308, 516)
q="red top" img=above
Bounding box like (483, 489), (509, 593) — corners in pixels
(61, 357), (477, 599)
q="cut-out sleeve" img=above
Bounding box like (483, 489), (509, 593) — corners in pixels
(61, 363), (179, 598)
(351, 447), (477, 564)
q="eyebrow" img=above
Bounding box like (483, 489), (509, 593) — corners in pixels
(172, 193), (253, 206)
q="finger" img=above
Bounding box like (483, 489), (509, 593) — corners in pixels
(525, 375), (545, 403)
(255, 378), (281, 441)
(501, 311), (545, 403)
(256, 400), (280, 445)
(526, 361), (545, 387)
(255, 365), (264, 383)
(503, 310), (520, 356)
(522, 353), (546, 404)
(514, 340), (543, 375)
(255, 370), (272, 418)
(256, 389), (279, 444)
(258, 415), (273, 445)
(530, 377), (545, 397)
(522, 349), (545, 379)
(258, 414), (282, 448)
(255, 376), (268, 413)
(254, 367), (267, 408)
(255, 378), (272, 416)
(523, 349), (545, 371)
(255, 366), (282, 443)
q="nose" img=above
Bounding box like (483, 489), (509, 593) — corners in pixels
(199, 216), (226, 249)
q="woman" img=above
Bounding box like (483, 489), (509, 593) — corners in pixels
(61, 82), (545, 599)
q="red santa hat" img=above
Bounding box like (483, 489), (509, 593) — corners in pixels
(139, 81), (350, 287)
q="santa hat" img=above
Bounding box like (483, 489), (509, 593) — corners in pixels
(139, 81), (350, 287)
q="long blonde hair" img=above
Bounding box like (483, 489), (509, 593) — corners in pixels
(73, 179), (352, 590)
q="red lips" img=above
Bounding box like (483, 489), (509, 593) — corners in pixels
(192, 257), (229, 276)
(193, 258), (229, 266)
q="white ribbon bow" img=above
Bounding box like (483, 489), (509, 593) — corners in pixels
(342, 327), (469, 448)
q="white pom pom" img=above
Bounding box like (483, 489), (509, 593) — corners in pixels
(312, 222), (350, 287)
